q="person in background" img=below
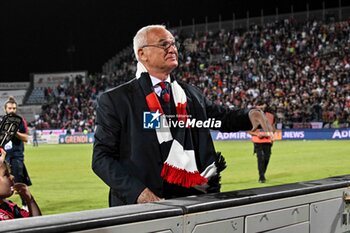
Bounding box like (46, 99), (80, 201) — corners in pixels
(0, 148), (41, 220)
(3, 96), (32, 209)
(92, 25), (274, 206)
(249, 101), (276, 183)
(32, 127), (39, 147)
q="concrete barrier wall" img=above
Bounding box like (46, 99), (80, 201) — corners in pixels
(1, 175), (350, 233)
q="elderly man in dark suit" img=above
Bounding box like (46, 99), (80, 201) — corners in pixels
(92, 25), (273, 206)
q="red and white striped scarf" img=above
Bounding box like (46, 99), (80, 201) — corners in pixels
(136, 62), (217, 188)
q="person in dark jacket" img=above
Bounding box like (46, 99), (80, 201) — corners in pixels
(92, 25), (274, 206)
(3, 96), (32, 208)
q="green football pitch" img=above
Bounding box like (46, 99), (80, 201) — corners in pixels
(10, 140), (350, 215)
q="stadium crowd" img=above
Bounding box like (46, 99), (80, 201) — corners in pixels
(33, 17), (350, 131)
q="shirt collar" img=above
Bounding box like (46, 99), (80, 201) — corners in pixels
(150, 75), (171, 87)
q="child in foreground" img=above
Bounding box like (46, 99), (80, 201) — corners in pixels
(0, 148), (41, 220)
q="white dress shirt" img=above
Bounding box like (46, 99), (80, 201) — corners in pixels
(150, 75), (171, 97)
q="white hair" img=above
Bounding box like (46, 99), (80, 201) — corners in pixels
(133, 25), (166, 61)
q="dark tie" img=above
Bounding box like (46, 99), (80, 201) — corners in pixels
(159, 82), (170, 103)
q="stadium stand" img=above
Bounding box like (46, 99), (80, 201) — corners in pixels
(0, 5), (349, 233)
(26, 87), (45, 105)
(99, 8), (350, 130)
(1, 7), (349, 132)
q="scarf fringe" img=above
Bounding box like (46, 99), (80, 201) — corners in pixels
(161, 163), (208, 188)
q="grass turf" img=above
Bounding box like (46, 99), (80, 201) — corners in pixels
(9, 140), (350, 215)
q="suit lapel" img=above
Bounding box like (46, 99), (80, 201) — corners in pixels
(128, 74), (164, 145)
(137, 72), (154, 97)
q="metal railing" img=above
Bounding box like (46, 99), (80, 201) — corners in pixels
(1, 174), (349, 233)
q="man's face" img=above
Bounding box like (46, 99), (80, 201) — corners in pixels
(140, 28), (178, 75)
(5, 103), (17, 114)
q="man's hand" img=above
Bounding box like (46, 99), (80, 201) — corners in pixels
(137, 188), (161, 204)
(248, 109), (274, 140)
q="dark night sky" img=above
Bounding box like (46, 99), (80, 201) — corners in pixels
(0, 0), (345, 82)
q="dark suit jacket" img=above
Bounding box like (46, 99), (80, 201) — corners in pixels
(92, 74), (252, 206)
